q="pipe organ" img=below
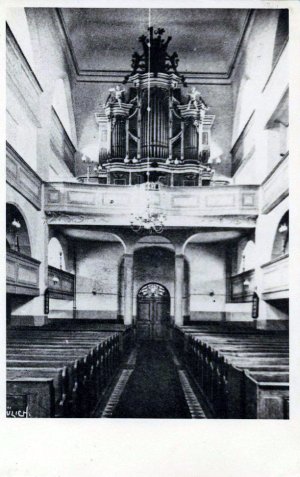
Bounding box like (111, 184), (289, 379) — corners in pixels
(92, 27), (215, 187)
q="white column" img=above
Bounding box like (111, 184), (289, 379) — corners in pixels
(123, 253), (134, 325)
(175, 254), (184, 325)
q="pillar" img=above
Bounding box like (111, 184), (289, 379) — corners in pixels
(123, 253), (134, 325)
(175, 254), (184, 325)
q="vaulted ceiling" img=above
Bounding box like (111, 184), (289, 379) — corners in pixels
(59, 8), (250, 78)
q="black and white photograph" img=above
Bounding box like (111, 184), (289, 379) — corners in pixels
(2, 1), (300, 474)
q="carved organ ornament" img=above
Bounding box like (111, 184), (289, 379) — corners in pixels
(94, 27), (215, 187)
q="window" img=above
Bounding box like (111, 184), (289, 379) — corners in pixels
(272, 212), (289, 260)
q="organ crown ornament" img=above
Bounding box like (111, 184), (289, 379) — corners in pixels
(123, 26), (186, 85)
(92, 26), (215, 188)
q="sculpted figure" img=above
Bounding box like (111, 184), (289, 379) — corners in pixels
(105, 85), (125, 107)
(187, 87), (202, 110)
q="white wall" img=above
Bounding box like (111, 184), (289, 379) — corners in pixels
(75, 241), (124, 319)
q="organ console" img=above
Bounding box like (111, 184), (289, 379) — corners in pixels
(93, 27), (215, 187)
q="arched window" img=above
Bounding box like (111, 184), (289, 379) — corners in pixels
(138, 283), (169, 298)
(272, 10), (289, 68)
(52, 78), (73, 139)
(6, 204), (31, 256)
(239, 239), (256, 273)
(48, 237), (66, 270)
(272, 212), (289, 260)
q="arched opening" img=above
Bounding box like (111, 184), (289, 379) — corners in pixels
(272, 211), (289, 260)
(239, 239), (256, 273)
(48, 237), (66, 270)
(6, 204), (31, 256)
(136, 283), (170, 341)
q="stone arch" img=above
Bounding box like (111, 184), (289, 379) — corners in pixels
(134, 235), (174, 253)
(272, 211), (289, 260)
(133, 245), (175, 319)
(239, 239), (256, 273)
(6, 203), (32, 256)
(48, 236), (66, 270)
(182, 230), (242, 255)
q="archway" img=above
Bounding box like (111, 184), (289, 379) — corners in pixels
(6, 203), (31, 256)
(48, 237), (66, 270)
(272, 211), (289, 260)
(136, 283), (170, 341)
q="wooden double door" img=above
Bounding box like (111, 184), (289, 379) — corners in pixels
(136, 283), (170, 341)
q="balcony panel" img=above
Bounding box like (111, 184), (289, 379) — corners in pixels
(48, 266), (75, 300)
(261, 255), (289, 300)
(229, 269), (255, 303)
(7, 250), (40, 296)
(45, 183), (259, 228)
(261, 152), (288, 214)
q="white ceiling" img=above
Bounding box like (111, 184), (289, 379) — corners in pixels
(59, 8), (250, 76)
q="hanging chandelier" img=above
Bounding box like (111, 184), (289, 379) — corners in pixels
(130, 197), (166, 234)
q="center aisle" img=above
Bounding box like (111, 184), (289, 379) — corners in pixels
(110, 342), (191, 418)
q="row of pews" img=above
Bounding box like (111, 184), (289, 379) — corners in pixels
(7, 320), (134, 418)
(174, 323), (289, 419)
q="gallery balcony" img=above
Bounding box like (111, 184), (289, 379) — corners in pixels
(261, 254), (289, 300)
(44, 182), (259, 228)
(6, 250), (40, 296)
(48, 266), (75, 299)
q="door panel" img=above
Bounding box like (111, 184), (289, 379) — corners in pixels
(137, 302), (151, 340)
(137, 291), (170, 341)
(153, 302), (165, 340)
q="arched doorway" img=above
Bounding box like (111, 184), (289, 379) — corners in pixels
(136, 283), (170, 341)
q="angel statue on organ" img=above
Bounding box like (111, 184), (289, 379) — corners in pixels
(187, 86), (202, 110)
(105, 85), (125, 107)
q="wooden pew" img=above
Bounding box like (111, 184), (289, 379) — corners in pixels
(244, 371), (289, 419)
(7, 368), (68, 417)
(180, 327), (288, 419)
(6, 327), (127, 417)
(226, 363), (289, 419)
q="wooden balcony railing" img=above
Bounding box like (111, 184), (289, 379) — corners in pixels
(228, 269), (255, 303)
(48, 266), (75, 299)
(261, 254), (288, 300)
(261, 152), (289, 214)
(7, 250), (40, 296)
(44, 182), (259, 228)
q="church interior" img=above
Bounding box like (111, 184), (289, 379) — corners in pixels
(6, 7), (289, 419)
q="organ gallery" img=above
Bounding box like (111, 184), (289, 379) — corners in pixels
(5, 8), (289, 424)
(93, 27), (214, 188)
